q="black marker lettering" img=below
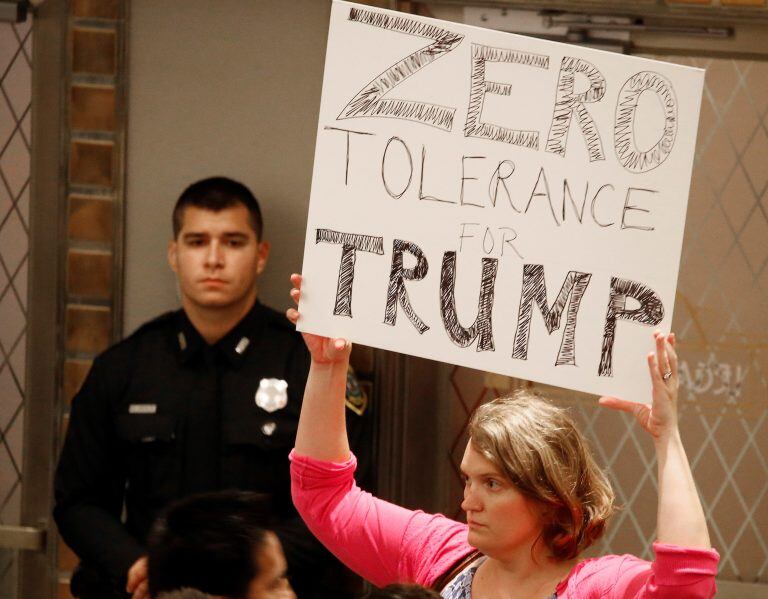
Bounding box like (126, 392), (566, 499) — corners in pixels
(614, 72), (678, 173)
(381, 136), (413, 199)
(316, 229), (385, 317)
(339, 8), (464, 131)
(419, 145), (454, 204)
(324, 126), (375, 186)
(525, 167), (560, 226)
(561, 179), (586, 224)
(512, 264), (592, 366)
(621, 187), (657, 231)
(599, 277), (664, 376)
(590, 184), (615, 228)
(465, 44), (548, 148)
(546, 57), (606, 161)
(440, 251), (497, 351)
(458, 223), (479, 252)
(384, 239), (430, 333)
(460, 155), (485, 207)
(488, 160), (519, 211)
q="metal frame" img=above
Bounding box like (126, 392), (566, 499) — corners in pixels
(413, 0), (768, 24)
(18, 0), (67, 597)
(0, 527), (45, 552)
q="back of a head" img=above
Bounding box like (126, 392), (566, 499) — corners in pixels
(468, 390), (615, 560)
(172, 176), (263, 240)
(364, 583), (441, 598)
(148, 490), (272, 599)
(155, 589), (216, 599)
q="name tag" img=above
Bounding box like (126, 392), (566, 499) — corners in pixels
(129, 403), (157, 414)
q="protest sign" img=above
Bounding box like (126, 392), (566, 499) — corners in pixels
(299, 1), (704, 404)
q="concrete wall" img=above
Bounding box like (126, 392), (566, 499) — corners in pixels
(125, 0), (332, 332)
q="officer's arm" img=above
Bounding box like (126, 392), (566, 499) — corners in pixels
(53, 355), (145, 579)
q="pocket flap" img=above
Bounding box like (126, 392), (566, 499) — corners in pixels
(222, 414), (296, 449)
(115, 413), (176, 443)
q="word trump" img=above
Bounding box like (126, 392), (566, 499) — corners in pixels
(316, 228), (665, 377)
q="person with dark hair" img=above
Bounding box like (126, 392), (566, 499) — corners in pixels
(171, 176), (264, 241)
(156, 590), (216, 599)
(287, 274), (718, 598)
(54, 178), (370, 599)
(147, 491), (294, 599)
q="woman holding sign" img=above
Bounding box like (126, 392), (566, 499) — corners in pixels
(286, 274), (717, 598)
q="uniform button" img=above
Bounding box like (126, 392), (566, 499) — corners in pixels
(261, 421), (276, 436)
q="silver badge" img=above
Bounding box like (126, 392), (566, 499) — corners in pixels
(255, 378), (288, 413)
(261, 421), (276, 436)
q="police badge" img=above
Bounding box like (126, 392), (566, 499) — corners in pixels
(255, 378), (288, 413)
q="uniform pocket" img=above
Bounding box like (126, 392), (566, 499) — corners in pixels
(115, 413), (180, 502)
(222, 413), (297, 451)
(115, 413), (176, 443)
(220, 414), (295, 503)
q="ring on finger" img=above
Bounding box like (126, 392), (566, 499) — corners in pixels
(662, 370), (673, 381)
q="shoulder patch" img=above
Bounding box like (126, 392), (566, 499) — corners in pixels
(345, 365), (368, 416)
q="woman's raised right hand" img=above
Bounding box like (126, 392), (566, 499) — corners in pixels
(287, 273), (351, 365)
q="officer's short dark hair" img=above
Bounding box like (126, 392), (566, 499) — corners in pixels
(147, 491), (273, 599)
(365, 583), (442, 598)
(172, 176), (264, 240)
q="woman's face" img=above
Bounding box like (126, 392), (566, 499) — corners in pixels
(460, 441), (543, 560)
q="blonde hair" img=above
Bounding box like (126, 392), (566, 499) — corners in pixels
(468, 390), (615, 560)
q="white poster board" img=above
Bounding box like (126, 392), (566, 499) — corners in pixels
(299, 1), (704, 404)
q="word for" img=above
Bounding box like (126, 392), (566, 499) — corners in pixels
(457, 223), (523, 259)
(316, 228), (665, 376)
(337, 7), (678, 173)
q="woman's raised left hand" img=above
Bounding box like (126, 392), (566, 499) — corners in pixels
(599, 331), (679, 440)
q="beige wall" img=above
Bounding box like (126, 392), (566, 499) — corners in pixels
(125, 0), (332, 332)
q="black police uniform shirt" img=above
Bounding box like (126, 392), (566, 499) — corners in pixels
(53, 300), (365, 584)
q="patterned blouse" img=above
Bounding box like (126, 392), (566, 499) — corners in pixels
(441, 556), (557, 599)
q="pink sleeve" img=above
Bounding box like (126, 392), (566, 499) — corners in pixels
(563, 543), (719, 599)
(290, 450), (473, 588)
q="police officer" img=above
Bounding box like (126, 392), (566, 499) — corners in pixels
(54, 177), (370, 599)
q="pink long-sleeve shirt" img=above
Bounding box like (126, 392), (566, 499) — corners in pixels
(290, 451), (719, 597)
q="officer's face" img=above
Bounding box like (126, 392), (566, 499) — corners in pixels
(246, 532), (295, 599)
(168, 205), (270, 312)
